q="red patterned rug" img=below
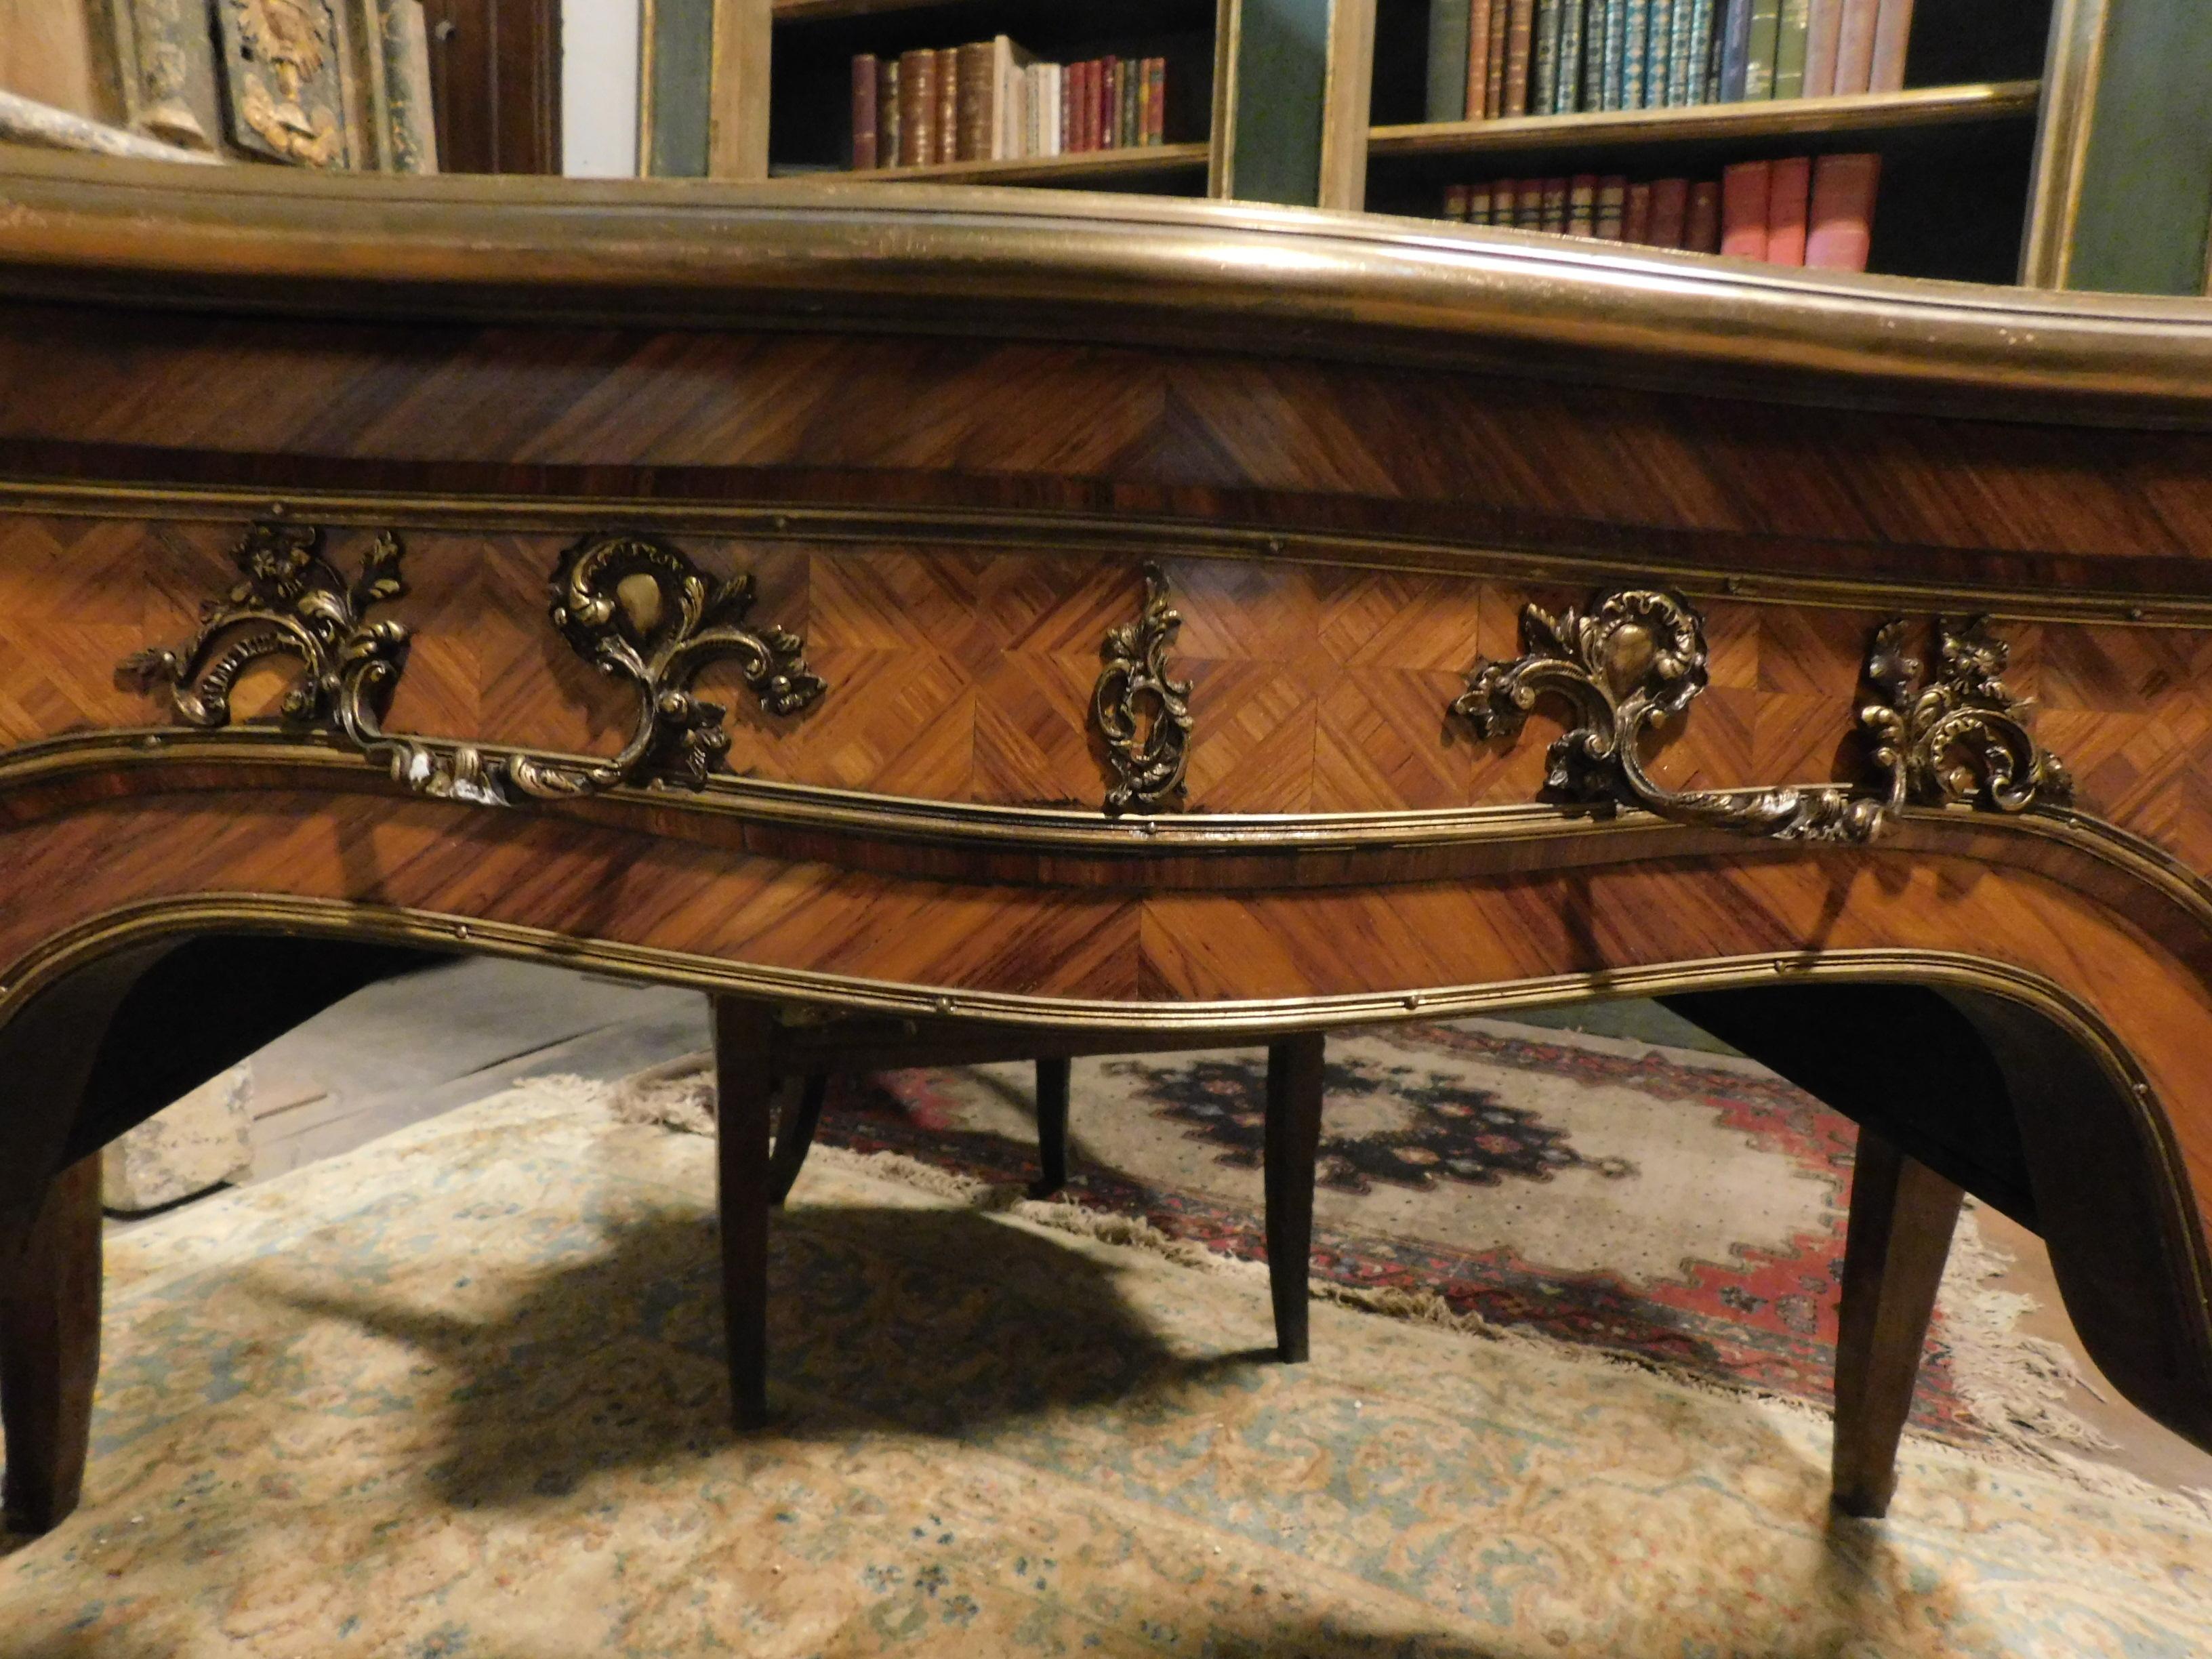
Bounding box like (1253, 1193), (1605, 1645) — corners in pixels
(792, 1018), (1982, 1441)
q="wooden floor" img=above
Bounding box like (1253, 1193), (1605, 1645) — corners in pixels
(123, 959), (2212, 1498)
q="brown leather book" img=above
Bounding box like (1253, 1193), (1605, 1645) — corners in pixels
(897, 50), (934, 167)
(1485, 0), (1513, 115)
(1595, 176), (1627, 239)
(1467, 0), (1496, 118)
(1806, 151), (1880, 270)
(1721, 160), (1771, 258)
(1686, 178), (1723, 251)
(1650, 176), (1689, 247)
(1468, 180), (1494, 222)
(956, 41), (993, 161)
(1568, 174), (1598, 237)
(1444, 183), (1471, 219)
(1147, 58), (1166, 144)
(1765, 154), (1811, 265)
(851, 55), (878, 171)
(1541, 176), (1570, 232)
(876, 58), (901, 167)
(935, 48), (959, 163)
(1832, 0), (1877, 93)
(1623, 180), (1653, 243)
(1515, 177), (1546, 228)
(1504, 0), (1538, 116)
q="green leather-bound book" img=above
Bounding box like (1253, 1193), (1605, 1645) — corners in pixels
(1743, 0), (1783, 98)
(642, 0), (716, 177)
(1429, 0), (1472, 121)
(1773, 0), (1812, 98)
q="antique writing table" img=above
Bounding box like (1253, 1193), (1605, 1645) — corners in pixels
(1, 151), (2210, 1538)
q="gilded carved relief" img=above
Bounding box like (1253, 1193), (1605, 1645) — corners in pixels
(214, 0), (350, 167)
(1094, 562), (1193, 816)
(1452, 588), (2070, 841)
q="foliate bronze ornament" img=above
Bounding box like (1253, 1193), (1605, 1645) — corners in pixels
(213, 0), (350, 167)
(1453, 589), (1885, 842)
(1094, 562), (1193, 816)
(1451, 589), (2070, 842)
(1862, 616), (2074, 815)
(122, 525), (825, 808)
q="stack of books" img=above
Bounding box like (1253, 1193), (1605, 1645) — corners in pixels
(1441, 150), (1879, 268)
(1426, 0), (1916, 121)
(852, 39), (1166, 169)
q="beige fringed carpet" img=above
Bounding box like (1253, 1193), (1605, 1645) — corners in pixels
(5, 1082), (2212, 1657)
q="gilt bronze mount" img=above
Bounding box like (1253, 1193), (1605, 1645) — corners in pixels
(1451, 588), (2070, 842)
(122, 523), (825, 805)
(1094, 562), (1193, 816)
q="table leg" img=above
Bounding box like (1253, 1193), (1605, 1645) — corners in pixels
(1264, 1032), (1326, 1364)
(1831, 1125), (1964, 1518)
(767, 1075), (829, 1207)
(712, 998), (777, 1431)
(1031, 1057), (1072, 1197)
(2, 1153), (102, 1535)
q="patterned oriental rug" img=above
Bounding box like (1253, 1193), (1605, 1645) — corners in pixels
(631, 1019), (2074, 1452)
(5, 1081), (2209, 1657)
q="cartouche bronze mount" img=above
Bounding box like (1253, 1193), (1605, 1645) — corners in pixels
(125, 525), (2069, 838)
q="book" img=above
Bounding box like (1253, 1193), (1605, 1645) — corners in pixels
(1868, 0), (1913, 91)
(1146, 57), (1166, 144)
(1696, 0), (1722, 99)
(877, 59), (901, 166)
(955, 41), (992, 161)
(1834, 0), (1877, 93)
(1540, 176), (1569, 231)
(1803, 0), (1845, 95)
(1687, 180), (1721, 249)
(642, 0), (714, 177)
(1719, 0), (1753, 100)
(1465, 0), (1496, 117)
(1568, 173), (1597, 234)
(1766, 153), (1811, 262)
(851, 55), (878, 169)
(1744, 0), (1782, 97)
(1429, 0), (1472, 121)
(991, 37), (1039, 159)
(1646, 0), (1674, 105)
(1668, 0), (1698, 106)
(1650, 175), (1688, 245)
(1486, 0), (1513, 115)
(1504, 0), (1538, 115)
(1578, 0), (1607, 110)
(1101, 56), (1120, 150)
(1623, 180), (1653, 241)
(1721, 159), (1771, 255)
(1622, 0), (1650, 108)
(1469, 180), (1495, 221)
(897, 50), (934, 166)
(1595, 175), (1627, 237)
(378, 0), (438, 174)
(1600, 0), (1629, 110)
(1774, 0), (1811, 99)
(1807, 150), (1879, 268)
(1534, 0), (1564, 115)
(1122, 56), (1141, 146)
(938, 49), (959, 161)
(1444, 182), (1471, 218)
(1517, 177), (1546, 228)
(1558, 0), (1589, 113)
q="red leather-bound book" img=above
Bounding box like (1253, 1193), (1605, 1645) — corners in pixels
(1806, 150), (1880, 270)
(1099, 56), (1120, 148)
(1721, 159), (1772, 258)
(1765, 154), (1811, 264)
(852, 55), (878, 171)
(1686, 179), (1722, 251)
(1650, 176), (1689, 247)
(1624, 181), (1654, 244)
(1504, 0), (1537, 116)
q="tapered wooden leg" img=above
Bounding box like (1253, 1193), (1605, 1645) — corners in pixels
(1831, 1126), (1964, 1518)
(767, 1075), (830, 1208)
(1031, 1057), (1073, 1197)
(1263, 1032), (1326, 1364)
(2, 1154), (103, 1534)
(712, 998), (777, 1431)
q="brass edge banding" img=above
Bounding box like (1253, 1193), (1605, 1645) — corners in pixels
(3, 483), (2209, 629)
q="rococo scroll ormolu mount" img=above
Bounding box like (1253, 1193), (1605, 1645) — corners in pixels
(1449, 587), (2071, 842)
(1094, 561), (1194, 816)
(122, 523), (825, 805)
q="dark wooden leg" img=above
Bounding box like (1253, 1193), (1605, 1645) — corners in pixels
(2, 1154), (103, 1534)
(712, 998), (777, 1431)
(1831, 1126), (1965, 1518)
(1263, 1032), (1326, 1364)
(767, 1074), (830, 1207)
(1031, 1057), (1072, 1197)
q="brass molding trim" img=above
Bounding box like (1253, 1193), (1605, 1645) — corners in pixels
(12, 482), (2212, 631)
(1454, 591), (2070, 842)
(121, 524), (824, 806)
(7, 150), (2212, 422)
(1094, 561), (1193, 816)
